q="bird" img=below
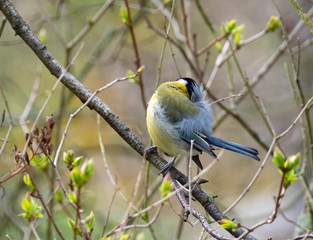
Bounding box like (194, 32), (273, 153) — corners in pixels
(146, 77), (260, 176)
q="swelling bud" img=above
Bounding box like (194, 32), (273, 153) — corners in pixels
(266, 16), (280, 32)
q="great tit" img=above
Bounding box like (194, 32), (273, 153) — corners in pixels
(146, 77), (260, 175)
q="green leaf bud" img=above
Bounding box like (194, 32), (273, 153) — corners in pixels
(215, 41), (222, 51)
(137, 65), (145, 74)
(81, 159), (94, 182)
(70, 167), (83, 187)
(284, 153), (300, 171)
(23, 174), (35, 193)
(68, 218), (82, 236)
(68, 191), (77, 203)
(127, 70), (139, 84)
(159, 180), (171, 203)
(54, 189), (63, 203)
(218, 219), (238, 231)
(225, 19), (237, 34)
(31, 153), (49, 170)
(72, 156), (83, 168)
(284, 169), (298, 188)
(273, 147), (285, 169)
(64, 150), (74, 168)
(266, 16), (280, 32)
(86, 211), (95, 232)
(120, 5), (130, 26)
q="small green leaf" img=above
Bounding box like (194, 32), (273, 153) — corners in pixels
(23, 174), (35, 192)
(68, 218), (75, 229)
(31, 153), (49, 170)
(273, 147), (285, 169)
(141, 212), (148, 222)
(159, 180), (171, 203)
(86, 211), (95, 232)
(233, 24), (245, 46)
(20, 196), (43, 220)
(284, 153), (300, 171)
(127, 70), (139, 84)
(86, 16), (93, 24)
(215, 41), (222, 51)
(225, 19), (237, 34)
(266, 16), (280, 32)
(64, 150), (74, 168)
(68, 218), (82, 236)
(137, 65), (145, 74)
(284, 169), (298, 188)
(81, 159), (94, 183)
(218, 219), (238, 231)
(120, 233), (132, 240)
(54, 189), (63, 203)
(70, 167), (83, 187)
(21, 199), (32, 212)
(72, 156), (83, 168)
(120, 5), (130, 26)
(68, 191), (77, 203)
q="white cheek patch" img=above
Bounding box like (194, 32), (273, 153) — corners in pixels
(177, 79), (188, 85)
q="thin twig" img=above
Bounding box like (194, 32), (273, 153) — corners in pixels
(194, 0), (216, 35)
(172, 180), (233, 240)
(197, 34), (226, 56)
(19, 62), (42, 133)
(224, 97), (313, 214)
(217, 29), (267, 67)
(155, 0), (176, 87)
(54, 69), (142, 166)
(188, 140), (196, 238)
(139, 0), (198, 76)
(108, 204), (163, 235)
(180, 0), (192, 51)
(101, 183), (118, 237)
(0, 16), (7, 38)
(0, 83), (13, 156)
(124, 0), (147, 109)
(151, 0), (186, 41)
(213, 5), (313, 131)
(97, 114), (138, 211)
(230, 41), (275, 138)
(207, 90), (270, 152)
(34, 0), (66, 47)
(66, 0), (114, 50)
(210, 94), (243, 105)
(21, 155), (66, 240)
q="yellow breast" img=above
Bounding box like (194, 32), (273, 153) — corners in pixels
(146, 93), (189, 156)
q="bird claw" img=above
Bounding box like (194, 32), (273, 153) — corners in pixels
(145, 145), (158, 155)
(159, 159), (175, 176)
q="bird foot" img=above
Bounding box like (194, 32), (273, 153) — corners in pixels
(159, 159), (175, 176)
(144, 145), (158, 156)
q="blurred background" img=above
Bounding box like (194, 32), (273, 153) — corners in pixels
(0, 0), (313, 239)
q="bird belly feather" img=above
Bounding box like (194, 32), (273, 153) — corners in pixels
(147, 97), (193, 157)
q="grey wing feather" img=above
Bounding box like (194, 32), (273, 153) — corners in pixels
(180, 131), (217, 159)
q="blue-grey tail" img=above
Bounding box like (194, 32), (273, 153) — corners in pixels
(207, 136), (260, 161)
